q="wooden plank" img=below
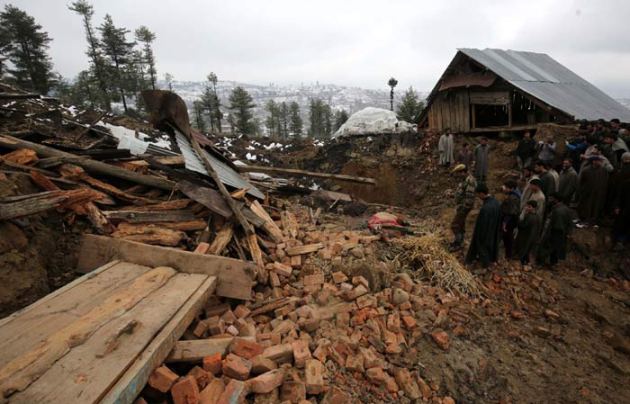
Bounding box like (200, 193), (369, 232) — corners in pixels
(103, 209), (197, 223)
(112, 224), (186, 247)
(249, 200), (284, 243)
(237, 165), (377, 185)
(0, 135), (175, 191)
(12, 273), (213, 404)
(117, 199), (191, 212)
(165, 336), (255, 363)
(286, 243), (324, 256)
(102, 275), (216, 404)
(0, 267), (176, 397)
(208, 222), (234, 255)
(176, 180), (232, 218)
(77, 235), (254, 300)
(0, 262), (150, 365)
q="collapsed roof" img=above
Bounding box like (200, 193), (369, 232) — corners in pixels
(333, 107), (415, 138)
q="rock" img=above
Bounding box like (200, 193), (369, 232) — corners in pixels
(392, 288), (409, 305)
(431, 330), (450, 350)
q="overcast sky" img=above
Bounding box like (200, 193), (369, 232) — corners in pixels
(6, 0), (630, 97)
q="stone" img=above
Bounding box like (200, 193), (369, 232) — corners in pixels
(305, 359), (326, 394)
(392, 288), (409, 305)
(148, 365), (179, 393)
(222, 353), (252, 380)
(247, 369), (285, 394)
(171, 375), (200, 404)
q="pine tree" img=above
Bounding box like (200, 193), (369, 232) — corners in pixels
(164, 72), (174, 90)
(289, 101), (302, 137)
(69, 0), (110, 110)
(0, 5), (55, 94)
(397, 87), (424, 123)
(387, 77), (398, 111)
(333, 109), (349, 131)
(134, 26), (156, 90)
(265, 99), (280, 137)
(99, 14), (135, 112)
(192, 100), (206, 132)
(228, 86), (256, 135)
(207, 72), (222, 132)
(279, 102), (289, 139)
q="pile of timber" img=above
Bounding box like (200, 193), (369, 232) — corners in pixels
(135, 205), (462, 404)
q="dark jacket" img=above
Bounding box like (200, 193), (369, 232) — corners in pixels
(515, 138), (537, 160)
(515, 211), (541, 258)
(466, 196), (501, 267)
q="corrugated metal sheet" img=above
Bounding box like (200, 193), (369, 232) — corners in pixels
(459, 48), (630, 121)
(174, 130), (265, 199)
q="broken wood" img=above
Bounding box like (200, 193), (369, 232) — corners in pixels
(0, 189), (102, 221)
(250, 200), (284, 243)
(77, 235), (254, 300)
(165, 336), (255, 363)
(238, 165), (377, 185)
(208, 222), (235, 255)
(286, 243), (324, 256)
(103, 209), (197, 223)
(118, 199), (191, 211)
(112, 224), (186, 246)
(0, 135), (175, 191)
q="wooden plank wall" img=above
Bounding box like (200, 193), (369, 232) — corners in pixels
(427, 90), (470, 133)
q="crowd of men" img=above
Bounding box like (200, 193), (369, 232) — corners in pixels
(441, 118), (630, 271)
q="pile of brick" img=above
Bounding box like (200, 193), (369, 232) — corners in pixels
(140, 207), (461, 404)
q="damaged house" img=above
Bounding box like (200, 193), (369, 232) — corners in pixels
(419, 48), (630, 133)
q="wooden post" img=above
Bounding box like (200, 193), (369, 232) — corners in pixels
(189, 137), (265, 273)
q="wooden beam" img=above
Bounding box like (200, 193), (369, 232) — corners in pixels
(0, 135), (175, 191)
(237, 165), (377, 185)
(77, 235), (254, 300)
(101, 275), (216, 404)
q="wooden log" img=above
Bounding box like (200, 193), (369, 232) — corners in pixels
(165, 336), (254, 363)
(103, 210), (197, 223)
(177, 180), (232, 218)
(117, 199), (191, 212)
(0, 148), (38, 165)
(112, 224), (186, 247)
(0, 191), (67, 220)
(286, 243), (324, 256)
(0, 267), (176, 398)
(77, 235), (254, 300)
(208, 223), (234, 255)
(0, 135), (175, 191)
(238, 165), (377, 185)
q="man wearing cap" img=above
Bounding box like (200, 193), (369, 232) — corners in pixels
(537, 193), (572, 266)
(515, 200), (542, 265)
(500, 180), (521, 259)
(449, 163), (477, 251)
(465, 183), (501, 269)
(473, 137), (490, 183)
(577, 155), (609, 227)
(558, 158), (578, 204)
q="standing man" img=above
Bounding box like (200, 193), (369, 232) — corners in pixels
(515, 131), (537, 169)
(522, 178), (546, 221)
(577, 156), (609, 228)
(449, 164), (477, 251)
(457, 143), (474, 169)
(438, 131), (455, 167)
(537, 193), (572, 267)
(474, 137), (490, 183)
(534, 161), (557, 198)
(500, 180), (521, 259)
(558, 158), (578, 204)
(612, 152), (630, 250)
(465, 183), (501, 269)
(537, 135), (556, 166)
(515, 200), (542, 266)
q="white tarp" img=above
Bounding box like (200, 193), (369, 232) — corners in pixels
(333, 107), (415, 138)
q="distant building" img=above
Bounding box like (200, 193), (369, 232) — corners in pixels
(419, 48), (630, 133)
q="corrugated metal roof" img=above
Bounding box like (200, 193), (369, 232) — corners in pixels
(458, 48), (630, 122)
(174, 130), (265, 199)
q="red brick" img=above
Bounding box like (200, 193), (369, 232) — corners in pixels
(394, 368), (420, 399)
(366, 367), (388, 385)
(206, 316), (225, 335)
(345, 353), (364, 372)
(280, 381), (306, 403)
(401, 315), (417, 329)
(272, 261), (293, 277)
(431, 330), (450, 350)
(331, 271), (348, 284)
(202, 352), (223, 375)
(352, 275), (369, 289)
(321, 386), (350, 404)
(217, 379), (247, 404)
(171, 375), (200, 404)
(418, 376), (432, 399)
(262, 343), (294, 363)
(188, 365), (212, 389)
(199, 378), (225, 404)
(148, 365), (179, 393)
(221, 310), (237, 324)
(246, 369), (285, 393)
(303, 273), (325, 286)
(193, 320), (209, 338)
(443, 397), (456, 404)
(291, 340), (312, 368)
(305, 358), (325, 395)
(222, 353), (252, 380)
(230, 337), (264, 359)
(252, 356), (278, 375)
